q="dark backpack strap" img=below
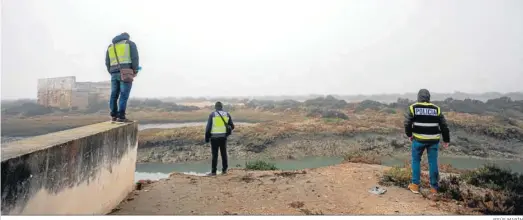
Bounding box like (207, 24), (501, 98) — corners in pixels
(216, 111), (227, 125)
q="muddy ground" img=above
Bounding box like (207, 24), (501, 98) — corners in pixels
(111, 163), (475, 215)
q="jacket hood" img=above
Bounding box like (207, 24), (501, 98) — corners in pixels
(417, 89), (431, 102)
(112, 33), (130, 44)
(215, 102), (223, 110)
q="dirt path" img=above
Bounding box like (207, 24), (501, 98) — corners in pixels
(112, 163), (463, 215)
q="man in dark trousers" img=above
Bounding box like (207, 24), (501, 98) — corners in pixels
(404, 89), (450, 194)
(105, 32), (139, 122)
(205, 102), (235, 176)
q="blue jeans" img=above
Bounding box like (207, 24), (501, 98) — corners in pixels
(411, 140), (439, 189)
(109, 72), (132, 119)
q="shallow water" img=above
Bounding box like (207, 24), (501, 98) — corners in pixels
(135, 156), (344, 181)
(135, 155), (523, 181)
(382, 155), (523, 173)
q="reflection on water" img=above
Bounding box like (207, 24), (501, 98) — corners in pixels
(135, 155), (523, 182)
(382, 155), (523, 173)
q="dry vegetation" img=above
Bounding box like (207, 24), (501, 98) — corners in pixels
(379, 160), (523, 215)
(138, 109), (517, 145)
(4, 95), (522, 139)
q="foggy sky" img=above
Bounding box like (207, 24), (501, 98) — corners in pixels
(2, 0), (523, 100)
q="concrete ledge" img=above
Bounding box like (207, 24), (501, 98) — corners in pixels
(1, 121), (138, 215)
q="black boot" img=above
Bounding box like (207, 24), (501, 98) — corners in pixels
(116, 118), (133, 123)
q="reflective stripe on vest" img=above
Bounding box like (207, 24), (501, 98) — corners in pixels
(413, 122), (439, 127)
(413, 133), (441, 140)
(108, 40), (131, 66)
(211, 111), (229, 134)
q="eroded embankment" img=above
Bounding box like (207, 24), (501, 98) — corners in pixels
(137, 125), (523, 164)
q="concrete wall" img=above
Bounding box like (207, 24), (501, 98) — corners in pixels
(71, 90), (89, 110)
(37, 76), (76, 109)
(1, 122), (138, 215)
(37, 77), (111, 109)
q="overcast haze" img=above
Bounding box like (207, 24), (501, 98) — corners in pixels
(2, 0), (523, 100)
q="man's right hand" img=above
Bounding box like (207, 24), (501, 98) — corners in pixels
(442, 142), (449, 149)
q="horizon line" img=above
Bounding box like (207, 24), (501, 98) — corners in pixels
(3, 91), (523, 101)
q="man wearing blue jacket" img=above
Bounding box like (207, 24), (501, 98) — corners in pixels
(105, 32), (139, 122)
(205, 102), (235, 176)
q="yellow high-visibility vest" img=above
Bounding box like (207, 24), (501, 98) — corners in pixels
(108, 40), (131, 66)
(211, 111), (229, 134)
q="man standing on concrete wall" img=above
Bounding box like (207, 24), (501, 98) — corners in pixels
(105, 32), (139, 122)
(404, 89), (450, 194)
(205, 102), (235, 176)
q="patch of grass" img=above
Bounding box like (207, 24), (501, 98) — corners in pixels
(245, 160), (278, 171)
(379, 166), (416, 188)
(379, 160), (460, 189)
(343, 151), (382, 165)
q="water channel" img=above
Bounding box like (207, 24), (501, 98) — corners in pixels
(1, 122), (521, 182)
(135, 155), (523, 181)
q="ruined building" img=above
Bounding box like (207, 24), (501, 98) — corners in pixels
(37, 76), (111, 109)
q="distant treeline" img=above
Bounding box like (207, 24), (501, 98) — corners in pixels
(244, 95), (523, 119)
(2, 95), (523, 119)
(156, 91), (523, 103)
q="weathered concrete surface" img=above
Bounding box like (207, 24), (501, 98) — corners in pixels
(37, 76), (75, 109)
(1, 122), (138, 215)
(37, 76), (111, 109)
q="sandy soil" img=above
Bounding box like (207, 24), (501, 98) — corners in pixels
(111, 163), (468, 215)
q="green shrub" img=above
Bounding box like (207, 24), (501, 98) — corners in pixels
(343, 151), (381, 165)
(431, 164), (522, 215)
(245, 160), (278, 171)
(379, 166), (412, 188)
